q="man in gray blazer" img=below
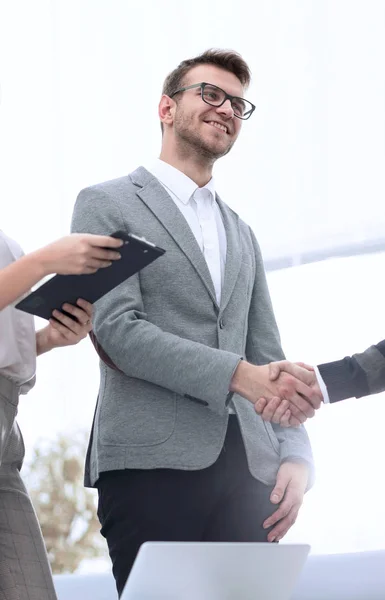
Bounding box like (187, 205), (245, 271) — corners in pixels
(71, 48), (320, 596)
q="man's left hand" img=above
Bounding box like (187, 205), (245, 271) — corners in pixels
(263, 461), (308, 542)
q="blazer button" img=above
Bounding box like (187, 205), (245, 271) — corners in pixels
(219, 318), (224, 329)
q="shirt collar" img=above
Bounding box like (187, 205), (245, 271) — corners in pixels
(146, 159), (216, 205)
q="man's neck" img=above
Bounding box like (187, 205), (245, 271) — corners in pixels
(158, 150), (214, 188)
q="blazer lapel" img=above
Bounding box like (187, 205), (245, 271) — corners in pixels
(130, 167), (218, 307)
(216, 195), (242, 313)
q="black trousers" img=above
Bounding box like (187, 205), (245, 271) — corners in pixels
(96, 415), (278, 597)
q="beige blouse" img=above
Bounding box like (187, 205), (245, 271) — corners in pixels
(0, 231), (36, 394)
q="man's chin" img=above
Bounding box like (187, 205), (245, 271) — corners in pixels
(178, 130), (232, 160)
(199, 139), (232, 159)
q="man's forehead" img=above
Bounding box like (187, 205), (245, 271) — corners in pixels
(184, 65), (244, 96)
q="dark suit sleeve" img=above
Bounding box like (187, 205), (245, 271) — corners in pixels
(318, 340), (385, 403)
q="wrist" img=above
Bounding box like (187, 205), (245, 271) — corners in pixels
(36, 326), (55, 356)
(18, 251), (48, 282)
(230, 361), (267, 402)
(281, 456), (309, 468)
(230, 360), (250, 396)
(29, 246), (54, 278)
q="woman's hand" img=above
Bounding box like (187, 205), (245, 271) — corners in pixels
(36, 299), (93, 355)
(34, 233), (124, 276)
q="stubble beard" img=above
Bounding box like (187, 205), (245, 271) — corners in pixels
(174, 111), (234, 164)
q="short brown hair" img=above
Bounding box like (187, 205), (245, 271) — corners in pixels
(162, 48), (251, 97)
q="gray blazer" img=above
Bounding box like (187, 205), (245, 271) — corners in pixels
(71, 167), (314, 487)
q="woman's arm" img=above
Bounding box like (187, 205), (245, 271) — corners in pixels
(0, 233), (123, 311)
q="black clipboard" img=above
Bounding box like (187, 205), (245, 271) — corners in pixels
(15, 231), (165, 320)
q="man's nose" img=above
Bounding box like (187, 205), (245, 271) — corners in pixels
(216, 99), (234, 119)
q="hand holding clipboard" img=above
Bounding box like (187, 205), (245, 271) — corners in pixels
(15, 231), (165, 320)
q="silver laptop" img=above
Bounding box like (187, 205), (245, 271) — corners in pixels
(121, 541), (310, 600)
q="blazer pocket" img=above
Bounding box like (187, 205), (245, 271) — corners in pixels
(99, 375), (177, 447)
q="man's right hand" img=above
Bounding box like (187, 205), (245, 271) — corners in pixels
(254, 361), (324, 426)
(229, 361), (322, 424)
(34, 234), (124, 276)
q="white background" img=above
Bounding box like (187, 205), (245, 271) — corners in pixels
(1, 0), (384, 568)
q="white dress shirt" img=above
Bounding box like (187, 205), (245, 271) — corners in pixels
(146, 159), (227, 305)
(0, 231), (36, 394)
(314, 365), (330, 403)
(146, 160), (236, 410)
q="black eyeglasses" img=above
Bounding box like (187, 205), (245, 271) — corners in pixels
(171, 82), (255, 120)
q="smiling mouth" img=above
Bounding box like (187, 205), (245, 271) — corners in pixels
(205, 120), (229, 134)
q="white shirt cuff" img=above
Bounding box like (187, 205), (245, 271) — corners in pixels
(314, 365), (330, 404)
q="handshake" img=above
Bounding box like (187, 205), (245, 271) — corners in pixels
(230, 360), (324, 427)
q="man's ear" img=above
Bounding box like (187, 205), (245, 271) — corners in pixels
(158, 95), (175, 128)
